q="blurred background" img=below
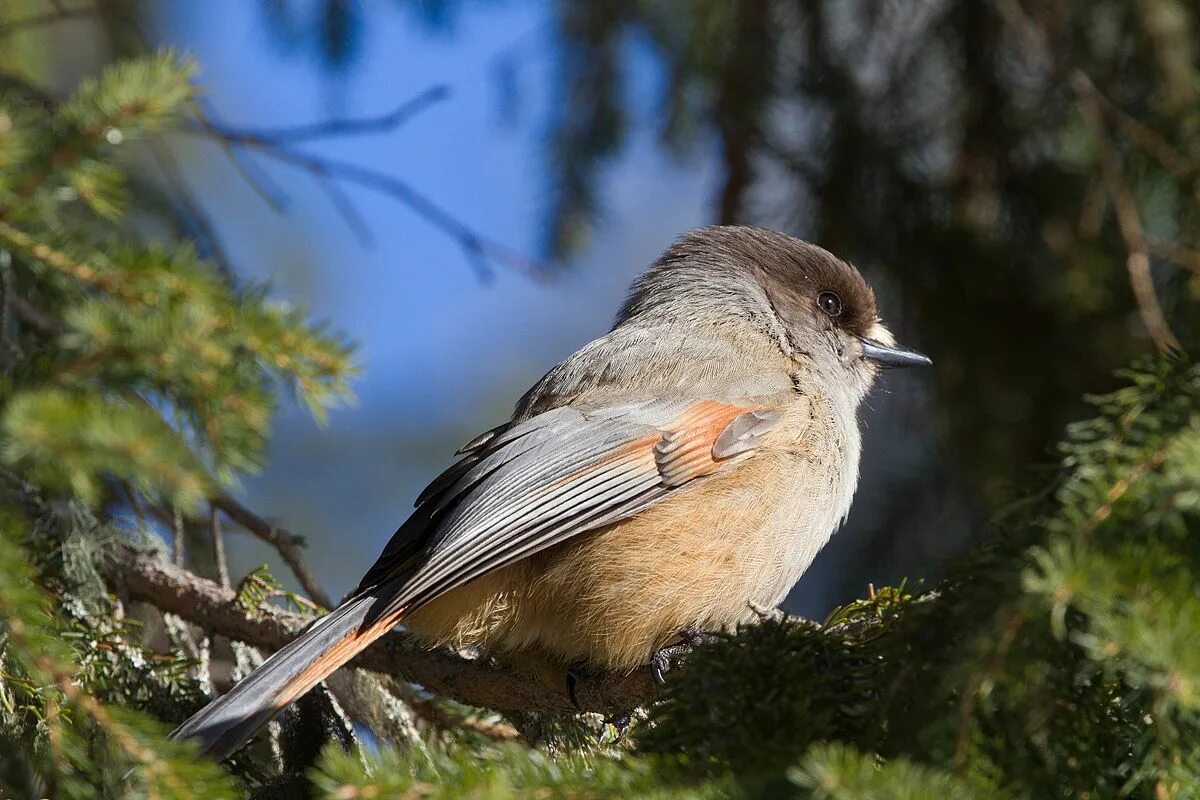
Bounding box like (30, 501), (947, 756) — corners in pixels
(6, 0), (1196, 617)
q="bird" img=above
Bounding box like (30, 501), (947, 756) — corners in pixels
(172, 224), (931, 760)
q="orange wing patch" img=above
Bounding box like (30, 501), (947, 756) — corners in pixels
(549, 400), (778, 491)
(655, 400), (766, 486)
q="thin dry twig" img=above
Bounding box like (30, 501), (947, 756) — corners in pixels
(995, 0), (1183, 352)
(107, 542), (655, 716)
(171, 507), (185, 568)
(1095, 91), (1195, 184)
(1076, 77), (1180, 352)
(210, 504), (231, 589)
(210, 492), (335, 610)
(184, 91), (547, 281)
(213, 84), (450, 145)
(7, 294), (67, 338)
(1147, 238), (1200, 275)
(191, 100), (291, 214)
(315, 171), (372, 246)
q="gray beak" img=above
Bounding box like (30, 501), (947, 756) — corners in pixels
(860, 338), (932, 368)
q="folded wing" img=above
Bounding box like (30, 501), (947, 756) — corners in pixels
(357, 397), (784, 623)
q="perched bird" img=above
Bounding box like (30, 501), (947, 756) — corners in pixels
(173, 225), (930, 759)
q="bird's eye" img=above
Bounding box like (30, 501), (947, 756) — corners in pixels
(816, 291), (842, 317)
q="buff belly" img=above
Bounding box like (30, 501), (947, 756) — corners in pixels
(404, 445), (846, 672)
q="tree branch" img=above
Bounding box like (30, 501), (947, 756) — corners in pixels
(211, 84), (450, 145)
(0, 287), (337, 611)
(1147, 238), (1200, 275)
(7, 294), (68, 338)
(209, 493), (334, 610)
(106, 542), (655, 716)
(994, 0), (1182, 353)
(1075, 74), (1180, 353)
(185, 103), (547, 281)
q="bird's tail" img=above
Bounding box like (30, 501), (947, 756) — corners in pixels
(170, 587), (408, 761)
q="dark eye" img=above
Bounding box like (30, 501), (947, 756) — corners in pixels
(816, 291), (842, 317)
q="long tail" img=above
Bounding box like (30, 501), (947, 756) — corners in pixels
(170, 586), (408, 761)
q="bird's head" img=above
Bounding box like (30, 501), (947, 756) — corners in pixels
(618, 225), (931, 406)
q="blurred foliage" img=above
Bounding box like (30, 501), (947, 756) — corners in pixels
(0, 512), (236, 799)
(0, 12), (355, 795)
(0, 2), (1197, 799)
(312, 742), (729, 799)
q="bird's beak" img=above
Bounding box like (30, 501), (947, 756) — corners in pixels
(859, 338), (932, 368)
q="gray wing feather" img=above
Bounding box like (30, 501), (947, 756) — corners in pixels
(361, 395), (782, 623)
(360, 401), (696, 618)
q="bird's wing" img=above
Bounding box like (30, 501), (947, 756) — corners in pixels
(357, 395), (789, 621)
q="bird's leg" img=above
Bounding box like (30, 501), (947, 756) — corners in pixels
(650, 627), (721, 685)
(566, 661), (589, 711)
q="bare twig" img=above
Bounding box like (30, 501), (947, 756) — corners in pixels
(995, 0), (1182, 352)
(210, 504), (231, 589)
(107, 542), (655, 716)
(209, 493), (335, 610)
(185, 107), (546, 281)
(1147, 238), (1200, 275)
(244, 144), (541, 281)
(1076, 77), (1180, 352)
(192, 100), (291, 214)
(315, 172), (372, 246)
(171, 507), (185, 567)
(1095, 92), (1195, 184)
(7, 294), (67, 338)
(212, 85), (450, 145)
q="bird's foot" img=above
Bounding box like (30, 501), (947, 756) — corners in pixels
(650, 627), (720, 685)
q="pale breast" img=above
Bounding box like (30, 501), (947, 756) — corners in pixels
(757, 389), (861, 605)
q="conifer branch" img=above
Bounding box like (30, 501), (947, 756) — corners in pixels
(107, 542), (655, 716)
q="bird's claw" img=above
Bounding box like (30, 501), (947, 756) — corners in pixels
(650, 628), (720, 685)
